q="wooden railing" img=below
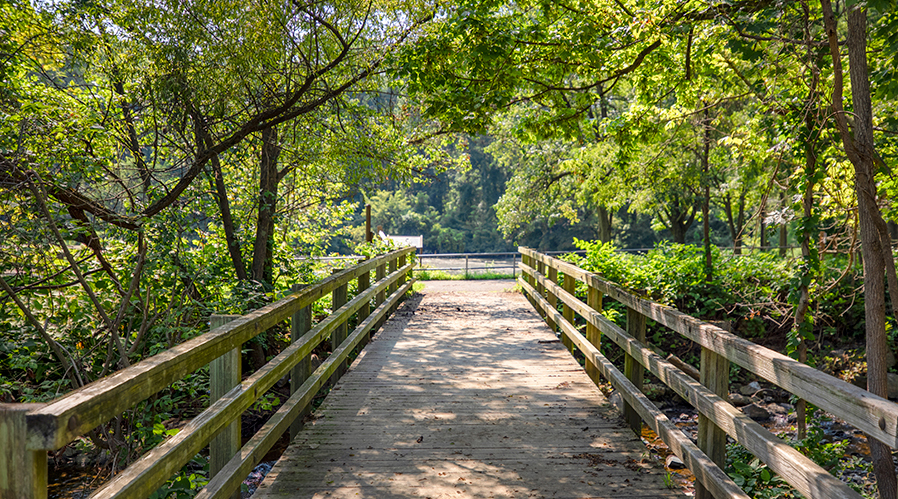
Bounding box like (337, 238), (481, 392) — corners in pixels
(519, 247), (898, 499)
(0, 248), (416, 499)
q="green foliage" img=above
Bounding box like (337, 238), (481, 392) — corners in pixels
(571, 239), (867, 344)
(725, 407), (870, 498)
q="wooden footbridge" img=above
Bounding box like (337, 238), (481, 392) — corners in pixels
(3, 247), (898, 499)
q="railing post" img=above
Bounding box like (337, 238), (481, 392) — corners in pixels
(561, 272), (576, 353)
(696, 346), (730, 499)
(534, 258), (544, 304)
(512, 253), (517, 278)
(623, 307), (646, 435)
(290, 285), (312, 440)
(546, 264), (558, 333)
(0, 404), (47, 499)
(520, 252), (536, 309)
(388, 257), (398, 295)
(331, 269), (348, 379)
(209, 314), (242, 499)
(585, 282), (604, 385)
(374, 260), (386, 330)
(357, 263), (371, 348)
(465, 255), (469, 277)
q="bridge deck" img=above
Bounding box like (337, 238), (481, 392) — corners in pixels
(254, 280), (682, 499)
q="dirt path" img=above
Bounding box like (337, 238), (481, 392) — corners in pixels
(254, 281), (681, 498)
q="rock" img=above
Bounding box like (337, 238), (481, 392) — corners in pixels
(740, 381), (761, 396)
(96, 449), (111, 466)
(74, 454), (91, 468)
(665, 455), (686, 469)
(728, 393), (752, 406)
(766, 402), (793, 415)
(741, 403), (771, 421)
(642, 383), (673, 400)
(609, 391), (623, 413)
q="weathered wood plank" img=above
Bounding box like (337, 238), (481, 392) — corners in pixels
(585, 283), (603, 385)
(520, 277), (748, 499)
(520, 270), (862, 499)
(518, 247), (898, 449)
(255, 281), (681, 499)
(290, 288), (312, 441)
(332, 271), (349, 380)
(624, 307), (645, 435)
(0, 403), (47, 499)
(696, 347), (728, 499)
(208, 314), (241, 499)
(86, 264), (413, 499)
(26, 248), (414, 452)
(195, 279), (416, 499)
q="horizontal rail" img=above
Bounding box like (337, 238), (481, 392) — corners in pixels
(520, 263), (861, 499)
(25, 248), (414, 451)
(89, 263), (413, 498)
(520, 246), (898, 449)
(195, 278), (415, 499)
(517, 277), (750, 499)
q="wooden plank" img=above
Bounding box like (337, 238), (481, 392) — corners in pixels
(256, 280), (681, 499)
(520, 274), (863, 499)
(208, 314), (241, 499)
(624, 307), (645, 435)
(26, 248), (414, 451)
(0, 403), (47, 499)
(561, 272), (576, 353)
(585, 284), (603, 385)
(332, 271), (349, 380)
(695, 347), (728, 499)
(546, 264), (558, 333)
(375, 262), (386, 330)
(519, 247), (898, 449)
(87, 264), (413, 499)
(357, 261), (371, 346)
(518, 278), (748, 499)
(195, 279), (416, 499)
(290, 288), (312, 441)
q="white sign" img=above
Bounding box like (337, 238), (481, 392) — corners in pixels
(385, 235), (423, 249)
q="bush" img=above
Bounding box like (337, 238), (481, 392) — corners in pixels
(569, 239), (870, 346)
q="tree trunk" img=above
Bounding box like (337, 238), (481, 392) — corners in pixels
(251, 126), (282, 288)
(194, 114), (248, 281)
(597, 205), (613, 243)
(759, 200), (768, 252)
(779, 189), (788, 257)
(821, 2), (898, 496)
(701, 109), (712, 282)
(723, 192), (746, 255)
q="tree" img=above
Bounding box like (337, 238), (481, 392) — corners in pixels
(820, 1), (898, 494)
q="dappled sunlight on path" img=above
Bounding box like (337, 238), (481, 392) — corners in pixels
(254, 281), (682, 498)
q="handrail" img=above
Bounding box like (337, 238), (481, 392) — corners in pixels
(518, 247), (875, 499)
(0, 247), (416, 499)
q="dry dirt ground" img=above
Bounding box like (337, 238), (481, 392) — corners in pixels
(254, 280), (681, 499)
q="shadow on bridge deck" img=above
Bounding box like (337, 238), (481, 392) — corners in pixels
(253, 281), (683, 499)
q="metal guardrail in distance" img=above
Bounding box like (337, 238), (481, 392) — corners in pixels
(413, 251), (585, 277)
(0, 248), (416, 499)
(517, 247), (887, 499)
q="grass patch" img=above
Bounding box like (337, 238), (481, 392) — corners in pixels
(414, 269), (516, 281)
